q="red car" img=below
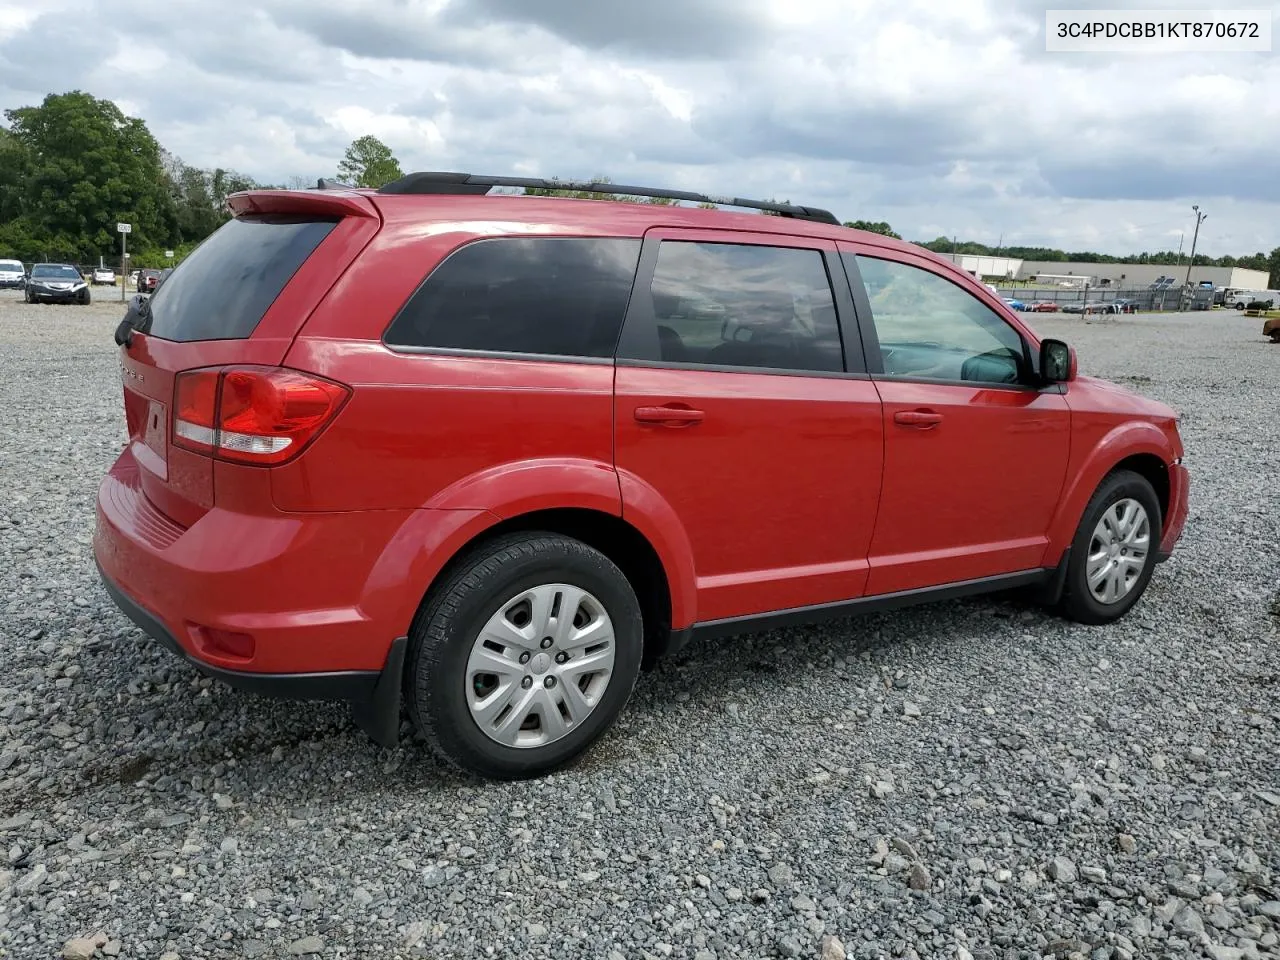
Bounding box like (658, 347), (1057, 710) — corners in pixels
(1030, 301), (1059, 312)
(96, 173), (1189, 779)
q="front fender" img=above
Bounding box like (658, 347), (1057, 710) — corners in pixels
(1043, 421), (1176, 563)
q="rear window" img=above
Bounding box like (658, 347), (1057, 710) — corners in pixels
(145, 215), (337, 342)
(384, 237), (641, 359)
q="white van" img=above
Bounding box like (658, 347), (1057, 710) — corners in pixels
(0, 259), (26, 289)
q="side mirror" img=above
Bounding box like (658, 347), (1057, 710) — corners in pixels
(1040, 338), (1076, 383)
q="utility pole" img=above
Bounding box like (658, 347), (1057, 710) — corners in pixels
(117, 222), (131, 303)
(1182, 205), (1206, 311)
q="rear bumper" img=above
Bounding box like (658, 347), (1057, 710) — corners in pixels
(97, 562), (390, 702)
(94, 448), (422, 676)
(1158, 462), (1190, 561)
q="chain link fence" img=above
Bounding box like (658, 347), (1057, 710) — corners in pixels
(993, 284), (1214, 312)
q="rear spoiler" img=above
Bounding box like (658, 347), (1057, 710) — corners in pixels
(227, 189), (379, 220)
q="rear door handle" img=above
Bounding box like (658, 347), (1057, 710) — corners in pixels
(634, 405), (705, 426)
(893, 409), (943, 428)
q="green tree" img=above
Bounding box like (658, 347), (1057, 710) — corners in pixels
(524, 176), (622, 200)
(4, 90), (176, 261)
(336, 135), (403, 188)
(843, 220), (901, 239)
(1267, 247), (1280, 289)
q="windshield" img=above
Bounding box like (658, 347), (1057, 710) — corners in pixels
(0, 261), (23, 273)
(32, 264), (80, 279)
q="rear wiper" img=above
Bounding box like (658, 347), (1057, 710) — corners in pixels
(114, 295), (152, 347)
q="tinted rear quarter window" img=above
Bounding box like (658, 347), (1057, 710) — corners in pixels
(384, 237), (641, 359)
(145, 216), (337, 342)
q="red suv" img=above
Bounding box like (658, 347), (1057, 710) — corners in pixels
(95, 173), (1189, 779)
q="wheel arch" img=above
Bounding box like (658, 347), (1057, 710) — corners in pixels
(403, 507), (684, 671)
(1043, 423), (1177, 564)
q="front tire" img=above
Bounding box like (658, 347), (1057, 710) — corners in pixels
(1058, 470), (1161, 625)
(405, 532), (643, 780)
(80, 290), (91, 305)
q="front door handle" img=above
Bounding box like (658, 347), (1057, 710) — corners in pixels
(634, 405), (705, 426)
(893, 409), (943, 428)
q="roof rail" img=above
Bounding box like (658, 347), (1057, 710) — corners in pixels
(376, 171), (840, 225)
(315, 178), (355, 190)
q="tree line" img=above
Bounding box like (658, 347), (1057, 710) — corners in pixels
(3, 90), (1277, 287)
(0, 93), (409, 267)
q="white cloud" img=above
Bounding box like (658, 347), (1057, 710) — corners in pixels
(0, 0), (1276, 254)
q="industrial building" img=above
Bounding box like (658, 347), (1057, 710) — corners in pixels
(1017, 261), (1269, 290)
(937, 253), (1269, 290)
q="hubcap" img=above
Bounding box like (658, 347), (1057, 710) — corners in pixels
(465, 583), (616, 749)
(1086, 498), (1151, 605)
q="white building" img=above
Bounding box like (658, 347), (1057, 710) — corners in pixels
(1017, 261), (1269, 289)
(936, 254), (1022, 280)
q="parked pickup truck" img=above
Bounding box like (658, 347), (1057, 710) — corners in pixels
(1223, 289), (1276, 310)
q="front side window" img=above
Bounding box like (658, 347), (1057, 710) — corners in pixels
(644, 242), (844, 373)
(384, 237), (642, 359)
(853, 255), (1028, 385)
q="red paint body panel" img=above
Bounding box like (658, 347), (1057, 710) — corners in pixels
(94, 188), (1191, 687)
(615, 365), (884, 622)
(866, 379), (1071, 594)
(95, 447), (425, 673)
(1042, 376), (1184, 562)
(274, 341), (616, 513)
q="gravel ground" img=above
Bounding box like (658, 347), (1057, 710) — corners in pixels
(0, 293), (1277, 960)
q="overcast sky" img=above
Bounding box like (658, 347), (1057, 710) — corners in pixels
(1, 0), (1277, 255)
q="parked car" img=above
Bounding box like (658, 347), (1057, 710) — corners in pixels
(96, 172), (1190, 779)
(1063, 301), (1110, 315)
(25, 262), (90, 304)
(136, 269), (163, 293)
(1003, 297), (1026, 311)
(0, 258), (26, 289)
(91, 267), (117, 286)
(1029, 301), (1058, 313)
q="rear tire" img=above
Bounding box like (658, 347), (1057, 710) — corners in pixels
(405, 532), (643, 780)
(1058, 469), (1161, 625)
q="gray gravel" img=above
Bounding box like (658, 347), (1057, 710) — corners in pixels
(1, 293), (1278, 960)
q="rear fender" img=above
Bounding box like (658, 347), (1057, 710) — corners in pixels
(1043, 421), (1175, 563)
(423, 457), (622, 516)
(369, 460), (697, 635)
(617, 470), (698, 630)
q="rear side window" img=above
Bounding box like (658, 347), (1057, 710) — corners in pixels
(640, 241), (844, 373)
(146, 216), (337, 342)
(384, 238), (641, 359)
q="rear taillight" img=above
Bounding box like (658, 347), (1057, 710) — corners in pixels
(172, 366), (349, 465)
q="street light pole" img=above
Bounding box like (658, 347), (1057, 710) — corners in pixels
(1182, 205), (1206, 311)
